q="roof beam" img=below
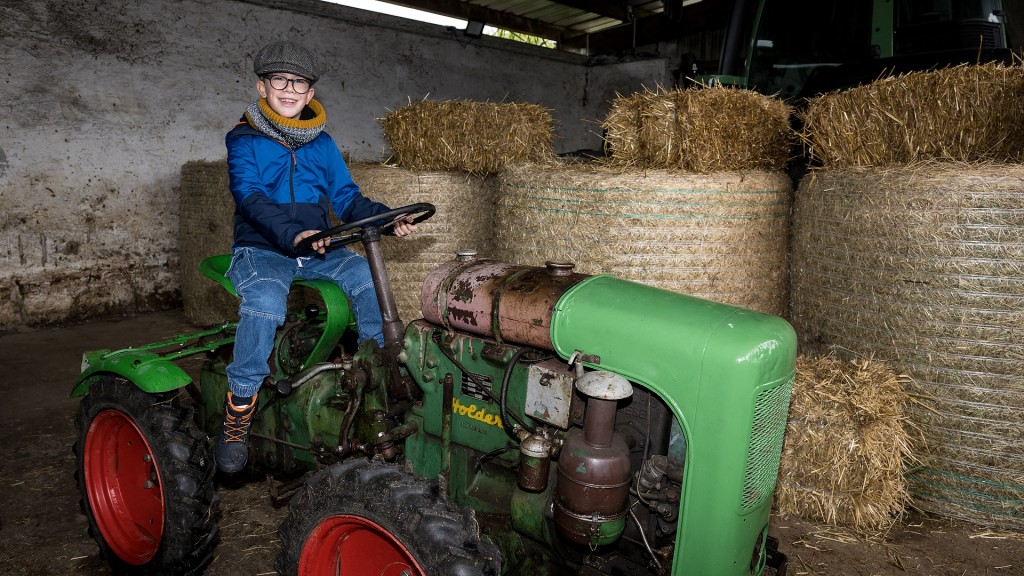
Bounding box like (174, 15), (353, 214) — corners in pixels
(543, 1), (656, 22)
(378, 0), (571, 41)
(561, 0), (731, 52)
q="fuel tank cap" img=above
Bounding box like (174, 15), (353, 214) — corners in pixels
(545, 261), (575, 276)
(576, 370), (633, 400)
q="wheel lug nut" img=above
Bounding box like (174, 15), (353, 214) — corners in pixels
(143, 454), (152, 462)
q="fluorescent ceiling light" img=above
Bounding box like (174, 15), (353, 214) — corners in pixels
(322, 0), (467, 28)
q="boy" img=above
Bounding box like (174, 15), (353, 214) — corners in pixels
(216, 40), (416, 473)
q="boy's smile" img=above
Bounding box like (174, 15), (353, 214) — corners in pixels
(256, 72), (314, 119)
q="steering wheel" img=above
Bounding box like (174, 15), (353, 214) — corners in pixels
(296, 202), (436, 254)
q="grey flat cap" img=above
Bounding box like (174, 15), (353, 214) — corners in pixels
(253, 41), (321, 83)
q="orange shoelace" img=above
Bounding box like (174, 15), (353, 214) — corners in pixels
(222, 398), (256, 443)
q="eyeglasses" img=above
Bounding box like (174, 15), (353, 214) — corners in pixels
(264, 75), (312, 94)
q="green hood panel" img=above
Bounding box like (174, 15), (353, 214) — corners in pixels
(550, 275), (797, 576)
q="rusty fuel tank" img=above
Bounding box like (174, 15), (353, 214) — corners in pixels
(420, 253), (590, 351)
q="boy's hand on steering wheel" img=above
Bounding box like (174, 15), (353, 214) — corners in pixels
(293, 203), (434, 254)
(295, 230), (329, 254)
(393, 217), (418, 237)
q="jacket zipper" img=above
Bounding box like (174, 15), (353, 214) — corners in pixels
(288, 150), (297, 218)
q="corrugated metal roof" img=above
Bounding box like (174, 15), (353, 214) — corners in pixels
(518, 1), (667, 35)
(383, 0), (681, 40)
(468, 0), (661, 35)
(375, 0), (723, 55)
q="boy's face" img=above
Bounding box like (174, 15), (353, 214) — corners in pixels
(257, 72), (315, 119)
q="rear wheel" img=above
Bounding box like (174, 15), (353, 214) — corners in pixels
(277, 460), (502, 576)
(73, 377), (218, 575)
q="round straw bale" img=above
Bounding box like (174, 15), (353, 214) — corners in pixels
(494, 162), (792, 316)
(602, 85), (794, 173)
(380, 100), (556, 174)
(348, 163), (496, 322)
(790, 163), (1024, 530)
(801, 63), (1024, 168)
(776, 354), (917, 535)
(178, 160), (238, 326)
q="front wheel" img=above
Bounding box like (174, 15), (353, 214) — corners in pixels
(73, 377), (218, 575)
(276, 460), (502, 576)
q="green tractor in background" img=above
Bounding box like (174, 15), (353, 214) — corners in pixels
(708, 0), (1013, 101)
(71, 202), (796, 575)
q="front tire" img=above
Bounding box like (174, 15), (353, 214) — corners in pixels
(277, 460), (502, 576)
(73, 377), (218, 575)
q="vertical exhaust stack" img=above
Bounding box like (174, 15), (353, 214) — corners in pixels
(553, 371), (633, 546)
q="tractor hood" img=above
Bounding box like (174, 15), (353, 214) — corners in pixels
(550, 274), (797, 576)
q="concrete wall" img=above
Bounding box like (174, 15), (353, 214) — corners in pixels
(0, 0), (670, 331)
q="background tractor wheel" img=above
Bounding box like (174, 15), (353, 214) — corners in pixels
(73, 377), (218, 575)
(276, 460), (503, 576)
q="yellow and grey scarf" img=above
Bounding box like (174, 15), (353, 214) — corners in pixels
(244, 98), (327, 149)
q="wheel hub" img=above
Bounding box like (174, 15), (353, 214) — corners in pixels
(84, 409), (165, 565)
(300, 515), (425, 576)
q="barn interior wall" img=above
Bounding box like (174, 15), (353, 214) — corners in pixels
(0, 0), (670, 331)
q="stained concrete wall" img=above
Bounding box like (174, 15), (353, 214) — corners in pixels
(0, 0), (670, 331)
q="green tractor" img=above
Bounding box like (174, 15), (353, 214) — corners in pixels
(710, 0), (1012, 101)
(71, 202), (796, 575)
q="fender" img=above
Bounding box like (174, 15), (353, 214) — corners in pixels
(71, 348), (193, 397)
(70, 323), (237, 397)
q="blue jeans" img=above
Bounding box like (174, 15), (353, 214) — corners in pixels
(224, 246), (383, 398)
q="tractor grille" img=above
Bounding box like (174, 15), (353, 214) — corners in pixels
(740, 379), (793, 512)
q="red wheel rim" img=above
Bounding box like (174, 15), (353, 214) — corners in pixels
(84, 409), (165, 565)
(299, 515), (426, 576)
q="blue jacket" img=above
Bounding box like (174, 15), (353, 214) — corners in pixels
(225, 121), (389, 256)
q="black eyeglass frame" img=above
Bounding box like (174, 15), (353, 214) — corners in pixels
(262, 74), (313, 94)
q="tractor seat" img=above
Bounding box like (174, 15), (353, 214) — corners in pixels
(197, 254), (355, 328)
(198, 254), (238, 297)
(198, 253), (355, 367)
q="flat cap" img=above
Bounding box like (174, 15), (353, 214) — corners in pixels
(253, 41), (321, 83)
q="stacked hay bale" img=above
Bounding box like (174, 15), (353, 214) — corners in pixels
(777, 355), (917, 534)
(380, 100), (555, 174)
(347, 164), (496, 321)
(178, 161), (305, 327)
(496, 166), (791, 315)
(603, 85), (793, 172)
(372, 99), (555, 320)
(178, 160), (238, 326)
(801, 64), (1024, 168)
(495, 85), (794, 316)
(791, 63), (1024, 530)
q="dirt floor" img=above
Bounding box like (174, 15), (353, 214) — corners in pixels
(0, 310), (1020, 576)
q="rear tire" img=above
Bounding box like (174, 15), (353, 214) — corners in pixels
(73, 377), (218, 575)
(276, 460), (502, 576)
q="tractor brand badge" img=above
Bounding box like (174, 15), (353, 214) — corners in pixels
(452, 397), (504, 429)
(461, 372), (493, 401)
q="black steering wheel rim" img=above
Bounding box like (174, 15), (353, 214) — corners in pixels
(296, 202), (436, 254)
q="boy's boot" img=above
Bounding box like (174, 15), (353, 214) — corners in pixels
(215, 392), (257, 473)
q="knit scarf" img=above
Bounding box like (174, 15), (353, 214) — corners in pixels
(244, 98), (327, 149)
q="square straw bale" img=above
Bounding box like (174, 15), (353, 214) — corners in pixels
(775, 354), (918, 535)
(602, 85), (794, 173)
(380, 99), (556, 174)
(801, 63), (1024, 168)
